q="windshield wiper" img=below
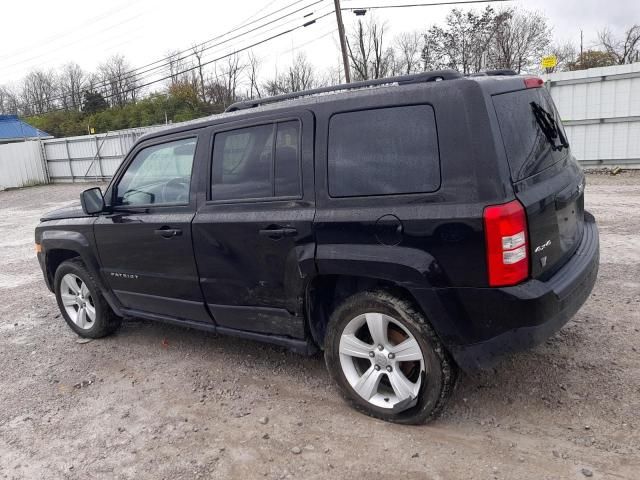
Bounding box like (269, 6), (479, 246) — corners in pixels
(530, 101), (570, 152)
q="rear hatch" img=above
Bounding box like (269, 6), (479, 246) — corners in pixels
(493, 84), (585, 280)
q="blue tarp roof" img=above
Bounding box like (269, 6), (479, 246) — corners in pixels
(0, 115), (50, 140)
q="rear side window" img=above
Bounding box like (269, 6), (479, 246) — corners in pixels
(211, 121), (301, 201)
(328, 105), (440, 197)
(493, 88), (569, 181)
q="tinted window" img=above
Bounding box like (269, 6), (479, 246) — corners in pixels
(275, 121), (301, 197)
(116, 138), (196, 206)
(493, 88), (569, 181)
(211, 121), (301, 201)
(328, 105), (440, 197)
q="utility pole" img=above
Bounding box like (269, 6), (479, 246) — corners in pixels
(333, 0), (351, 83)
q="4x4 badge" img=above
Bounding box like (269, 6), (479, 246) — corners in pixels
(534, 240), (552, 253)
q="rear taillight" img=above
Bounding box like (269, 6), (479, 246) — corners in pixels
(524, 77), (544, 88)
(483, 200), (529, 287)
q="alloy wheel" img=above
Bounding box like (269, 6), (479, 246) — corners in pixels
(59, 273), (96, 330)
(338, 312), (425, 410)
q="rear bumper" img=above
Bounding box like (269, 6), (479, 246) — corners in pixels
(447, 212), (599, 371)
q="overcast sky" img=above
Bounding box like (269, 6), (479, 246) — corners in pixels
(1, 0), (638, 88)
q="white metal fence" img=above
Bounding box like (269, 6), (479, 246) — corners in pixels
(544, 62), (640, 168)
(0, 141), (48, 191)
(43, 126), (163, 182)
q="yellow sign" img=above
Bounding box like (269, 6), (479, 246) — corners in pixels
(541, 55), (558, 69)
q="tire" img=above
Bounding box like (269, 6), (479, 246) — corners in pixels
(324, 289), (456, 424)
(54, 258), (122, 338)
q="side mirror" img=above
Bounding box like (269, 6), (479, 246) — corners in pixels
(80, 187), (105, 215)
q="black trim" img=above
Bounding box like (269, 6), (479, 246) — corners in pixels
(114, 289), (210, 323)
(208, 303), (305, 339)
(225, 70), (462, 111)
(120, 308), (316, 355)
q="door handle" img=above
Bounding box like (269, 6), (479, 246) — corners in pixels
(259, 226), (298, 239)
(154, 226), (182, 238)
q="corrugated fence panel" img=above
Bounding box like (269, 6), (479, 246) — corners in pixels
(544, 62), (640, 168)
(44, 125), (165, 182)
(0, 141), (47, 190)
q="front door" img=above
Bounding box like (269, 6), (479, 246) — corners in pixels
(192, 111), (315, 338)
(94, 132), (209, 323)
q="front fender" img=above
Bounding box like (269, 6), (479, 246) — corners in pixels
(37, 225), (124, 317)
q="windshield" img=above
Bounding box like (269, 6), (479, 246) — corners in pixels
(493, 87), (570, 181)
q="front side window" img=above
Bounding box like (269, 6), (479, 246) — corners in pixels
(211, 121), (301, 201)
(115, 137), (196, 206)
(328, 105), (440, 197)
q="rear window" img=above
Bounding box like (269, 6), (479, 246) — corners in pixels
(493, 88), (569, 181)
(327, 105), (440, 197)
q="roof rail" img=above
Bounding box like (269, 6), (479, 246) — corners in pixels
(225, 69), (462, 112)
(470, 69), (519, 77)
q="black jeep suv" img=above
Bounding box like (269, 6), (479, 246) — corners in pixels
(35, 71), (599, 424)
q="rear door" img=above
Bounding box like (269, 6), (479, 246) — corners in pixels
(192, 111), (315, 338)
(493, 86), (585, 279)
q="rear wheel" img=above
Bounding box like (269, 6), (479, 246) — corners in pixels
(325, 290), (456, 424)
(54, 259), (122, 338)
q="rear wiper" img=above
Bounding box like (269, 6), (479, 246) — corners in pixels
(530, 102), (570, 151)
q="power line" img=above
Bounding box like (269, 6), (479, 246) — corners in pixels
(0, 0), (142, 62)
(23, 10), (335, 115)
(16, 0), (328, 110)
(2, 11), (147, 74)
(99, 1), (330, 90)
(84, 0), (325, 91)
(342, 0), (511, 10)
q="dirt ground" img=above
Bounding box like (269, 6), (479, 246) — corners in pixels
(0, 172), (638, 480)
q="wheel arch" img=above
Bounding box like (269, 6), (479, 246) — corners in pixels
(40, 230), (124, 317)
(305, 273), (436, 351)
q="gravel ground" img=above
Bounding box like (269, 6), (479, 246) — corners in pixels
(0, 172), (638, 480)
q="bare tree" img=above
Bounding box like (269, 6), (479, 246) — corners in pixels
(246, 51), (262, 99)
(598, 25), (640, 64)
(191, 44), (208, 103)
(206, 53), (245, 107)
(98, 54), (139, 107)
(166, 50), (192, 87)
(20, 70), (58, 115)
(285, 52), (318, 92)
(263, 52), (322, 95)
(58, 62), (86, 111)
(547, 42), (577, 73)
(394, 31), (424, 75)
(326, 61), (344, 86)
(0, 85), (20, 114)
(347, 17), (394, 80)
(489, 8), (551, 73)
(423, 7), (498, 74)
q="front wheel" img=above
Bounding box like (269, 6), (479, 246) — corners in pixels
(54, 259), (122, 338)
(324, 290), (456, 424)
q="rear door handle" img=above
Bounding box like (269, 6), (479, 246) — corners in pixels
(154, 226), (182, 238)
(259, 226), (298, 239)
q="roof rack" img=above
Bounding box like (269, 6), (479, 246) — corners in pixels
(469, 69), (519, 77)
(225, 69), (462, 112)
